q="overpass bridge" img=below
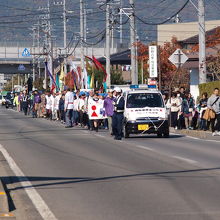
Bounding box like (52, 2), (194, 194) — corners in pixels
(0, 46), (117, 75)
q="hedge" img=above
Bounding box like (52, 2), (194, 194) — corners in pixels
(199, 80), (220, 97)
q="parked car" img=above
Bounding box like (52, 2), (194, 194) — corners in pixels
(0, 95), (6, 105)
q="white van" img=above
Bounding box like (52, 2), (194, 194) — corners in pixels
(124, 88), (169, 138)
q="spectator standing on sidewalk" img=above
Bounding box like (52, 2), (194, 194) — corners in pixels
(199, 92), (208, 130)
(181, 93), (195, 130)
(168, 92), (181, 130)
(207, 88), (220, 136)
(64, 88), (74, 128)
(104, 89), (114, 134)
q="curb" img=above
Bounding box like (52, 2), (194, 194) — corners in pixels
(0, 152), (15, 219)
(0, 180), (8, 214)
(170, 128), (208, 139)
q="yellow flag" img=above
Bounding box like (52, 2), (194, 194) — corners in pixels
(90, 72), (94, 89)
(59, 63), (65, 81)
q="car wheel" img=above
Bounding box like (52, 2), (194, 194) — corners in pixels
(157, 133), (162, 138)
(163, 132), (170, 138)
(124, 129), (130, 138)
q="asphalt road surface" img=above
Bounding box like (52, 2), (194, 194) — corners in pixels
(1, 107), (220, 220)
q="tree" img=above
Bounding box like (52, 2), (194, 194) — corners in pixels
(191, 27), (220, 80)
(136, 37), (189, 90)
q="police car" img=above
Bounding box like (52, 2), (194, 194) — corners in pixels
(124, 85), (169, 138)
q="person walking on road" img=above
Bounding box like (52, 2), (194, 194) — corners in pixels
(112, 87), (125, 140)
(104, 89), (114, 134)
(59, 94), (65, 123)
(64, 88), (74, 128)
(33, 90), (41, 118)
(22, 90), (29, 116)
(207, 88), (220, 136)
(13, 93), (19, 111)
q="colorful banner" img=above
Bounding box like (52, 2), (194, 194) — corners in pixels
(88, 99), (107, 120)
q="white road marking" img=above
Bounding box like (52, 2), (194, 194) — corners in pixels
(94, 134), (105, 138)
(204, 139), (220, 143)
(186, 136), (200, 140)
(0, 144), (57, 220)
(172, 156), (198, 164)
(136, 145), (156, 152)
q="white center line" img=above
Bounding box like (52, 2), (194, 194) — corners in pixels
(172, 156), (198, 164)
(136, 145), (156, 152)
(0, 144), (57, 220)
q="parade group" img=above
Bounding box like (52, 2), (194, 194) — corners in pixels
(5, 86), (220, 138)
(10, 87), (125, 140)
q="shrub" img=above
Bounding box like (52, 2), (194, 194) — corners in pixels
(199, 80), (220, 97)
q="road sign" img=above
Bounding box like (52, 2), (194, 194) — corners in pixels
(18, 64), (25, 71)
(168, 49), (188, 68)
(22, 48), (31, 57)
(149, 46), (158, 78)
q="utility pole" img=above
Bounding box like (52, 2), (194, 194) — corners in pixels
(63, 0), (67, 75)
(198, 0), (206, 84)
(80, 0), (85, 88)
(37, 22), (41, 78)
(129, 0), (138, 85)
(106, 3), (111, 87)
(32, 27), (36, 85)
(120, 0), (123, 47)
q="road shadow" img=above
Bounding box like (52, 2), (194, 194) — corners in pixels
(2, 166), (220, 192)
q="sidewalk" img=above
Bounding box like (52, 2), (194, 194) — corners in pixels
(0, 152), (15, 219)
(170, 127), (220, 141)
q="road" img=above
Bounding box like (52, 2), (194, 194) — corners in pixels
(1, 107), (220, 220)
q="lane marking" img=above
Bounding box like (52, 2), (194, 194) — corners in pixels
(94, 134), (105, 138)
(136, 145), (156, 152)
(0, 144), (57, 220)
(172, 156), (198, 164)
(171, 132), (220, 143)
(186, 136), (200, 140)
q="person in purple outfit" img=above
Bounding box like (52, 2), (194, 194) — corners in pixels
(104, 89), (114, 135)
(33, 90), (41, 118)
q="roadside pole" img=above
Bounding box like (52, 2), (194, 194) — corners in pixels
(106, 3), (111, 88)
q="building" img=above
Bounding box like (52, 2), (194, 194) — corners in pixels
(157, 20), (220, 45)
(0, 74), (7, 90)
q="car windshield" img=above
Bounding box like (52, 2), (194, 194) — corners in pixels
(126, 93), (164, 108)
(0, 95), (2, 99)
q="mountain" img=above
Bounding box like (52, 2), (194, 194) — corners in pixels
(0, 0), (219, 47)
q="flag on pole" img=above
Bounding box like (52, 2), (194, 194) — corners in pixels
(84, 68), (88, 89)
(92, 56), (107, 82)
(90, 72), (94, 89)
(59, 63), (65, 81)
(45, 62), (57, 92)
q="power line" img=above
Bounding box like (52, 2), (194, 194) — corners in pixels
(134, 0), (190, 25)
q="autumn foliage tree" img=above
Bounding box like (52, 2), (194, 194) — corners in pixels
(136, 37), (189, 90)
(191, 27), (220, 80)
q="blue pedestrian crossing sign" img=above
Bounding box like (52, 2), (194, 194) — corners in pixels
(18, 64), (26, 71)
(22, 48), (31, 57)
